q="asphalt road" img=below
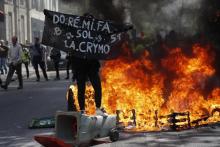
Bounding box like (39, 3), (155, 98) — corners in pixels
(0, 71), (71, 147)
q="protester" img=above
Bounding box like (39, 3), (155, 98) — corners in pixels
(50, 48), (61, 80)
(30, 37), (49, 82)
(72, 13), (105, 115)
(0, 40), (8, 75)
(65, 51), (75, 80)
(1, 36), (23, 90)
(21, 45), (31, 79)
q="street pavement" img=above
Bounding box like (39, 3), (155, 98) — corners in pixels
(0, 66), (71, 147)
(0, 66), (220, 147)
(94, 126), (220, 147)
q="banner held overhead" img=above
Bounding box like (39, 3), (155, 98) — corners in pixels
(42, 9), (133, 60)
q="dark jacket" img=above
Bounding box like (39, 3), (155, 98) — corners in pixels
(50, 48), (61, 62)
(0, 45), (9, 58)
(30, 44), (44, 59)
(72, 57), (100, 73)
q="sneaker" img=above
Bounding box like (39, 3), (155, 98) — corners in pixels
(65, 77), (69, 80)
(36, 78), (40, 82)
(79, 110), (85, 114)
(96, 108), (108, 116)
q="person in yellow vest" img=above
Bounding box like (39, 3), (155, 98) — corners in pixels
(21, 45), (31, 79)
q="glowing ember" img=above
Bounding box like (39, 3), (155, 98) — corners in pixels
(68, 43), (220, 131)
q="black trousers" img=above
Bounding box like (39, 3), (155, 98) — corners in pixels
(53, 60), (60, 79)
(66, 58), (71, 78)
(66, 58), (75, 79)
(5, 63), (23, 87)
(76, 70), (102, 110)
(0, 77), (2, 85)
(23, 62), (29, 78)
(32, 56), (48, 80)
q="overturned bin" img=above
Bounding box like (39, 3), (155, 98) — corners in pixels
(35, 111), (118, 147)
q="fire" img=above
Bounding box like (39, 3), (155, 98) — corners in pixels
(101, 49), (165, 131)
(68, 43), (220, 131)
(161, 45), (215, 116)
(101, 43), (220, 131)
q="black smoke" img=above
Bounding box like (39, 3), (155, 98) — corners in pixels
(198, 0), (220, 79)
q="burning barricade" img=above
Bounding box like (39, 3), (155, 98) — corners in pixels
(65, 42), (220, 132)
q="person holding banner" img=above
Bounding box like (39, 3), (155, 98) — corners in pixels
(30, 37), (49, 82)
(71, 13), (105, 115)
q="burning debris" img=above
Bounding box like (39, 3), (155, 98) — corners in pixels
(102, 42), (220, 131)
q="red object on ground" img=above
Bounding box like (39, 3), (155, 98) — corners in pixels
(34, 135), (110, 147)
(34, 135), (72, 147)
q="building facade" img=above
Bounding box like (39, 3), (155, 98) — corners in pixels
(58, 0), (89, 15)
(0, 0), (58, 44)
(29, 0), (58, 42)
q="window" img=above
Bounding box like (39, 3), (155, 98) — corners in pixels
(8, 12), (13, 40)
(6, 0), (13, 4)
(20, 0), (24, 5)
(20, 15), (25, 43)
(32, 0), (37, 9)
(40, 0), (45, 11)
(52, 0), (56, 11)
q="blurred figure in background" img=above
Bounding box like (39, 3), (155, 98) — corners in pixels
(1, 36), (23, 90)
(50, 48), (61, 80)
(0, 40), (8, 75)
(21, 45), (31, 79)
(30, 37), (49, 82)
